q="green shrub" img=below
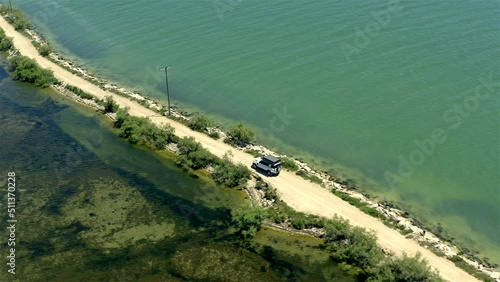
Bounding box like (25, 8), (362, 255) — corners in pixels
(32, 41), (53, 57)
(0, 29), (13, 51)
(188, 114), (215, 132)
(114, 108), (129, 128)
(323, 217), (384, 270)
(295, 170), (323, 184)
(281, 157), (299, 171)
(227, 122), (254, 147)
(331, 190), (385, 220)
(64, 84), (94, 100)
(367, 253), (444, 281)
(243, 149), (261, 158)
(232, 206), (264, 239)
(212, 160), (251, 188)
(8, 55), (57, 87)
(177, 137), (201, 155)
(115, 111), (175, 149)
(103, 95), (119, 113)
(188, 149), (216, 169)
(1, 8), (31, 31)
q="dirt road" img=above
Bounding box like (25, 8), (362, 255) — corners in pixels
(0, 16), (478, 281)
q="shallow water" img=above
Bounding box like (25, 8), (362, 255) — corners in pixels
(0, 58), (354, 281)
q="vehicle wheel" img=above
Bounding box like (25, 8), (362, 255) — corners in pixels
(267, 170), (272, 176)
(251, 164), (256, 169)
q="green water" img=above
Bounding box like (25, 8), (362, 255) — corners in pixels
(12, 0), (500, 264)
(0, 60), (354, 281)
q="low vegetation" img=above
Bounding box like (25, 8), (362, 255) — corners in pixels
(295, 170), (323, 184)
(0, 28), (13, 51)
(0, 6), (31, 31)
(64, 84), (94, 100)
(32, 41), (53, 57)
(450, 256), (495, 282)
(114, 110), (250, 188)
(211, 155), (251, 188)
(114, 108), (175, 150)
(176, 137), (217, 170)
(8, 55), (57, 87)
(103, 95), (120, 113)
(331, 189), (385, 220)
(226, 121), (255, 147)
(188, 114), (215, 132)
(280, 157), (299, 171)
(232, 205), (264, 239)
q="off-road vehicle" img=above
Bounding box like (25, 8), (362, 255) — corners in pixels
(251, 155), (282, 176)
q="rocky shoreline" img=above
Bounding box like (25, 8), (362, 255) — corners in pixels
(19, 24), (500, 281)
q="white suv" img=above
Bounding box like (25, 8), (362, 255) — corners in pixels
(251, 155), (282, 176)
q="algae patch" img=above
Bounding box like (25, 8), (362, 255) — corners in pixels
(62, 178), (175, 249)
(170, 243), (279, 282)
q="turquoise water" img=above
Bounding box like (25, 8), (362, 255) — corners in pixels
(14, 0), (500, 263)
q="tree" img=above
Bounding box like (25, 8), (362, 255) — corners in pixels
(227, 122), (254, 147)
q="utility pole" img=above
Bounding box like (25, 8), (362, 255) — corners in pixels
(159, 65), (172, 116)
(8, 0), (12, 11)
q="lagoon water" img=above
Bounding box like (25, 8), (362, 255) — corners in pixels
(14, 0), (500, 264)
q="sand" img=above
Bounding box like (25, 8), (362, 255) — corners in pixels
(0, 16), (479, 281)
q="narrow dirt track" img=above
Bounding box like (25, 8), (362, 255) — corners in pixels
(0, 16), (478, 281)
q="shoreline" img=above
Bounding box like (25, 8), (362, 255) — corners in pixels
(0, 11), (498, 281)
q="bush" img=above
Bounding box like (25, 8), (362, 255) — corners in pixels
(281, 157), (299, 171)
(114, 110), (175, 149)
(64, 84), (94, 100)
(323, 217), (384, 270)
(8, 55), (57, 87)
(367, 253), (444, 281)
(232, 206), (264, 239)
(227, 122), (254, 147)
(103, 96), (119, 113)
(212, 159), (251, 188)
(177, 137), (201, 155)
(32, 41), (53, 57)
(0, 29), (13, 51)
(188, 114), (215, 132)
(1, 8), (31, 31)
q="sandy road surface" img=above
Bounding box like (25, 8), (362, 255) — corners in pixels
(0, 16), (479, 281)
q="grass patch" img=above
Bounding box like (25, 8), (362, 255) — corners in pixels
(64, 84), (94, 100)
(295, 170), (323, 184)
(280, 157), (299, 171)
